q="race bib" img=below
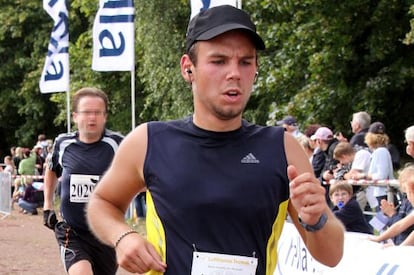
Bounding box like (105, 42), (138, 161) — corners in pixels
(69, 174), (100, 203)
(191, 251), (257, 275)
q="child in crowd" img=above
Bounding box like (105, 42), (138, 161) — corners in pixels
(369, 164), (414, 245)
(329, 182), (373, 234)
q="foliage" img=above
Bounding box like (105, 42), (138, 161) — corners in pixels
(246, 0), (414, 152)
(135, 0), (193, 122)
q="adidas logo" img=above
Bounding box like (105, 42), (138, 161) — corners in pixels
(241, 153), (260, 164)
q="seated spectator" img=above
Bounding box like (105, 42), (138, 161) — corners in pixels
(379, 196), (414, 245)
(329, 182), (372, 234)
(368, 164), (414, 246)
(12, 177), (26, 208)
(17, 177), (42, 215)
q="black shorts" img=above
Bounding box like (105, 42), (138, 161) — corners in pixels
(54, 221), (117, 274)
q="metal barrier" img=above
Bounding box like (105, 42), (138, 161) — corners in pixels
(326, 179), (400, 203)
(0, 172), (12, 219)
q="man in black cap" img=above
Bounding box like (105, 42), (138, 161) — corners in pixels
(87, 5), (344, 274)
(277, 115), (304, 138)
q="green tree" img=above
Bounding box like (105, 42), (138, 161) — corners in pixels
(0, 0), (63, 150)
(246, 0), (414, 154)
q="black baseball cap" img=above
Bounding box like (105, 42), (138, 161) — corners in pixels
(185, 5), (265, 53)
(368, 121), (386, 134)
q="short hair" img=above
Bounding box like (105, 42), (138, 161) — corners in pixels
(364, 132), (389, 148)
(353, 111), (371, 129)
(23, 148), (31, 158)
(72, 87), (108, 113)
(329, 182), (353, 197)
(333, 142), (355, 159)
(405, 125), (414, 143)
(187, 43), (198, 65)
(304, 124), (321, 138)
(38, 134), (46, 141)
(297, 135), (312, 151)
(399, 164), (414, 192)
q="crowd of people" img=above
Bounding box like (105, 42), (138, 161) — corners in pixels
(284, 111), (414, 248)
(1, 134), (52, 215)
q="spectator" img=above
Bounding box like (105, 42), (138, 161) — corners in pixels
(369, 164), (414, 246)
(17, 177), (42, 215)
(3, 155), (16, 196)
(304, 124), (325, 177)
(379, 195), (414, 245)
(366, 125), (414, 244)
(18, 148), (36, 176)
(3, 155), (16, 175)
(304, 123), (322, 139)
(333, 141), (371, 209)
(297, 135), (314, 163)
(9, 146), (16, 159)
(405, 125), (414, 158)
(349, 111), (371, 148)
(313, 127), (339, 182)
(329, 182), (372, 234)
(362, 122), (394, 211)
(33, 145), (45, 175)
(312, 126), (339, 204)
(12, 147), (23, 174)
(277, 115), (304, 138)
(372, 125), (414, 245)
(36, 134), (50, 160)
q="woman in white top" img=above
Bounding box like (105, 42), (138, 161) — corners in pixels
(363, 122), (394, 210)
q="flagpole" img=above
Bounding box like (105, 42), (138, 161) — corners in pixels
(131, 69), (135, 130)
(237, 0), (242, 8)
(66, 90), (71, 133)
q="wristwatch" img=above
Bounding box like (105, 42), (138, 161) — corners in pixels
(298, 213), (328, 232)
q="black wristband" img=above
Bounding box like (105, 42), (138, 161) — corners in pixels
(298, 213), (328, 232)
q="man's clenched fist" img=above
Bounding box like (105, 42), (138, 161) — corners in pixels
(43, 210), (58, 230)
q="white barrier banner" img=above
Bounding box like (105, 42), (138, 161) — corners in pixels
(190, 0), (238, 20)
(92, 0), (135, 71)
(276, 222), (413, 274)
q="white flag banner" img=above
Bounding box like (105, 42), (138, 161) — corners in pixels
(39, 0), (69, 94)
(92, 0), (135, 71)
(190, 0), (239, 20)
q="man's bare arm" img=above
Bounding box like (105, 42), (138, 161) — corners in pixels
(285, 133), (344, 267)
